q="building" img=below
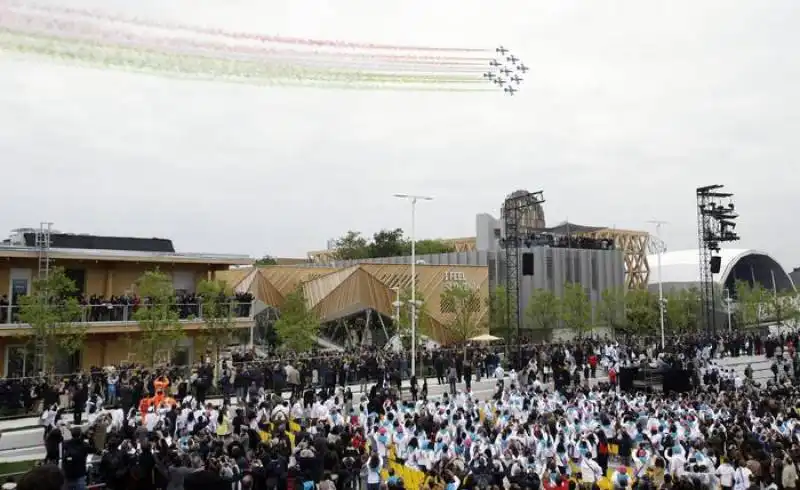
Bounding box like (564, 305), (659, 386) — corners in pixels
(476, 215), (649, 289)
(307, 190), (649, 289)
(646, 248), (796, 294)
(0, 227), (253, 377)
(218, 263), (490, 346)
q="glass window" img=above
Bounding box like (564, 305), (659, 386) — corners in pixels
(6, 345), (36, 378)
(11, 279), (28, 301)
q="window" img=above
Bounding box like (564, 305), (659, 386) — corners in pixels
(591, 257), (598, 290)
(5, 345), (31, 378)
(11, 279), (28, 301)
(64, 269), (86, 295)
(546, 255), (554, 279)
(573, 256), (581, 283)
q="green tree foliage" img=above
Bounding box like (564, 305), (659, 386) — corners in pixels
(486, 285), (510, 341)
(765, 290), (800, 326)
(560, 282), (592, 337)
(274, 286), (320, 351)
(254, 255), (278, 266)
(624, 288), (659, 335)
(525, 289), (560, 341)
(663, 288), (702, 334)
(598, 287), (627, 336)
(133, 270), (184, 367)
(197, 279), (237, 365)
(440, 283), (484, 357)
(332, 229), (456, 261)
(735, 280), (768, 328)
(18, 267), (86, 374)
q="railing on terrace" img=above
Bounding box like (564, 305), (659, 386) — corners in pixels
(0, 301), (255, 325)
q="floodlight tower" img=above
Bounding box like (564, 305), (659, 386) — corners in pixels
(696, 185), (739, 333)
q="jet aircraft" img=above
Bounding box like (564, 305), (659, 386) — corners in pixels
(500, 67), (512, 76)
(493, 77), (506, 86)
(489, 59), (501, 67)
(496, 46), (508, 55)
(504, 86), (517, 95)
(510, 75), (522, 84)
(517, 63), (529, 73)
(507, 55), (519, 64)
(483, 72), (496, 79)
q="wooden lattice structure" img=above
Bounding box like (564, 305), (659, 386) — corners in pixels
(577, 228), (650, 288)
(219, 264), (489, 344)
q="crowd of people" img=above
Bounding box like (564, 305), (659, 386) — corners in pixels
(0, 292), (254, 324)
(8, 331), (800, 490)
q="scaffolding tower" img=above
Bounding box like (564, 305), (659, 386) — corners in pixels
(501, 190), (545, 368)
(34, 222), (53, 374)
(696, 186), (739, 333)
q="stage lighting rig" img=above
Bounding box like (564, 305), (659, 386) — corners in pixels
(696, 184), (740, 333)
(501, 189), (545, 367)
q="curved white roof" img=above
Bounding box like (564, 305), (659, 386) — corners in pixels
(647, 248), (789, 286)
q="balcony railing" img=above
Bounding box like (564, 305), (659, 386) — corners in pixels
(0, 301), (255, 325)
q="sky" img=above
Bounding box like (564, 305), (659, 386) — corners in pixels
(1, 0), (798, 269)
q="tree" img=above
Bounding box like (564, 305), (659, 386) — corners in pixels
(133, 270), (184, 366)
(331, 231), (371, 261)
(370, 228), (407, 258)
(560, 282), (592, 337)
(18, 267), (86, 374)
(412, 239), (457, 256)
(439, 283), (484, 358)
(663, 288), (702, 334)
(735, 280), (768, 328)
(197, 279), (237, 366)
(525, 289), (560, 341)
(598, 287), (627, 336)
(274, 286), (320, 351)
(254, 255), (277, 266)
(486, 285), (510, 342)
(624, 288), (659, 336)
(331, 229), (456, 261)
(765, 290), (800, 326)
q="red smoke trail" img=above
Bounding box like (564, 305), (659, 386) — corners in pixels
(10, 1), (490, 54)
(2, 10), (486, 72)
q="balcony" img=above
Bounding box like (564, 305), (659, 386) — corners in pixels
(0, 301), (255, 329)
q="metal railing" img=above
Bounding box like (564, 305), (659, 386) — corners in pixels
(0, 301), (255, 325)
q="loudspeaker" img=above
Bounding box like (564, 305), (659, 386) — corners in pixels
(710, 256), (721, 274)
(522, 253), (534, 275)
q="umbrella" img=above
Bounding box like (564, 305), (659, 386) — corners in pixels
(469, 334), (502, 342)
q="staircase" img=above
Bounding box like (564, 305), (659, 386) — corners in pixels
(712, 354), (775, 383)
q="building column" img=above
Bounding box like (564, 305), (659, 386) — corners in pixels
(105, 270), (114, 298)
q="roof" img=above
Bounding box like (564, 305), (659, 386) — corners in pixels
(0, 245), (253, 266)
(219, 263), (490, 344)
(647, 248), (792, 287)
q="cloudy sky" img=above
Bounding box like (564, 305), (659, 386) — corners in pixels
(1, 0), (797, 269)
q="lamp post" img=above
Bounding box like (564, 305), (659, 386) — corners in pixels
(647, 220), (668, 350)
(394, 193), (433, 377)
(723, 289), (733, 333)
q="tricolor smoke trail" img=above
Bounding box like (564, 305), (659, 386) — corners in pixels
(0, 1), (494, 91)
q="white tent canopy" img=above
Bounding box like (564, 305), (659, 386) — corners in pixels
(469, 334), (502, 342)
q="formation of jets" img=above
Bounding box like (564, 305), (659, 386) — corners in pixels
(487, 46), (528, 95)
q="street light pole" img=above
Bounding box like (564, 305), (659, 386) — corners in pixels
(647, 220), (668, 350)
(724, 291), (733, 333)
(394, 193), (433, 377)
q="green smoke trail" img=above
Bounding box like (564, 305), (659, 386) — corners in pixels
(0, 29), (491, 91)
